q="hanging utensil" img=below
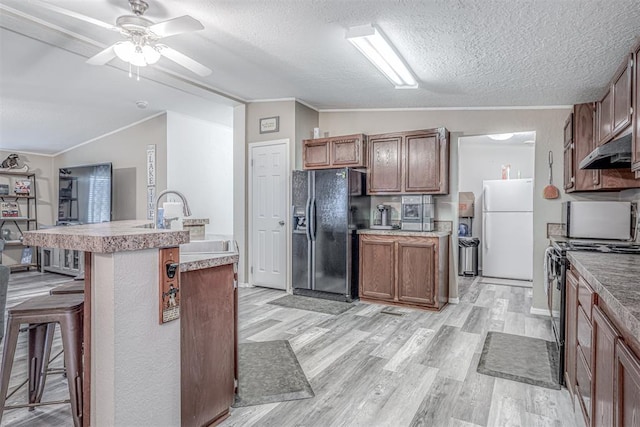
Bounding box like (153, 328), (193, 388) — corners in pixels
(543, 150), (560, 199)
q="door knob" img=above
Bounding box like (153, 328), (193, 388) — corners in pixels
(279, 220), (285, 226)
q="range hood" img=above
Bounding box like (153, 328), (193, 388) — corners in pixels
(579, 131), (632, 170)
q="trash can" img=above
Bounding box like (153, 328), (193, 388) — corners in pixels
(458, 237), (479, 276)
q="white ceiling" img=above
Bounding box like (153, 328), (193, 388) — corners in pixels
(1, 0), (640, 154)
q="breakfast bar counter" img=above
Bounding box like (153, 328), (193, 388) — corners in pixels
(23, 221), (239, 427)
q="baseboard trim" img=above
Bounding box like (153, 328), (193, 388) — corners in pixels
(448, 297), (460, 304)
(529, 307), (549, 316)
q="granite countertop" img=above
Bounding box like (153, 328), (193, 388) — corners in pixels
(23, 220), (190, 253)
(358, 229), (450, 238)
(567, 251), (640, 343)
(180, 252), (239, 272)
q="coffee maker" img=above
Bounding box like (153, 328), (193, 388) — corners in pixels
(371, 204), (392, 229)
(401, 195), (435, 231)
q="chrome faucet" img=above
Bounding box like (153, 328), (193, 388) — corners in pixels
(155, 190), (192, 229)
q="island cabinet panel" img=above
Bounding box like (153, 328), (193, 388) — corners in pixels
(359, 233), (448, 311)
(405, 133), (440, 192)
(181, 264), (236, 427)
(359, 236), (395, 300)
(368, 127), (449, 195)
(396, 240), (436, 306)
(615, 340), (640, 427)
(368, 134), (403, 193)
(592, 305), (619, 427)
(302, 134), (367, 170)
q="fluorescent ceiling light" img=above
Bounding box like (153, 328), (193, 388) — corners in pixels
(488, 133), (514, 141)
(346, 24), (418, 89)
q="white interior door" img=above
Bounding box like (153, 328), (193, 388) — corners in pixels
(250, 141), (288, 289)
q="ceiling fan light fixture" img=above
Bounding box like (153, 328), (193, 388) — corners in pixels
(142, 44), (161, 64)
(113, 41), (135, 62)
(346, 24), (418, 89)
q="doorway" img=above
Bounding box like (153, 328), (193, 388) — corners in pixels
(458, 132), (536, 282)
(248, 139), (290, 290)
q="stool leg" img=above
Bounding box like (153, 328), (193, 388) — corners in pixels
(28, 323), (56, 406)
(0, 317), (21, 425)
(60, 311), (83, 427)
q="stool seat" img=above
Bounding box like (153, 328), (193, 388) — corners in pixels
(9, 294), (84, 315)
(50, 281), (85, 295)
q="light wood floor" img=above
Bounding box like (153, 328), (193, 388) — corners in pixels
(0, 272), (579, 427)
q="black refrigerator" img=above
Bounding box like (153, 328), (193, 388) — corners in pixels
(292, 168), (370, 302)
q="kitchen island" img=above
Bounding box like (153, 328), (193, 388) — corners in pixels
(24, 221), (239, 427)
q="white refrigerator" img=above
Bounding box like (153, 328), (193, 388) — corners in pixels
(482, 179), (533, 281)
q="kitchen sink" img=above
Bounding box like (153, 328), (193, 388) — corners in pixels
(180, 239), (235, 254)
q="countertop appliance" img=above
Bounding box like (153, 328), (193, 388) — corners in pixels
(292, 168), (370, 302)
(401, 195), (434, 231)
(371, 204), (392, 229)
(545, 237), (640, 385)
(561, 201), (632, 240)
(482, 179), (533, 280)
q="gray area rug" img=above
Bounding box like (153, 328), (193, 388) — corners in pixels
(477, 332), (560, 390)
(233, 340), (314, 408)
(268, 294), (354, 315)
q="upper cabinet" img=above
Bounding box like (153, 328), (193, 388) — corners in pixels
(633, 42), (640, 172)
(564, 102), (640, 192)
(302, 134), (367, 170)
(368, 128), (449, 195)
(597, 55), (633, 146)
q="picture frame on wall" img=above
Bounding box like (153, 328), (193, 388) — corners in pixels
(259, 116), (279, 134)
(14, 180), (31, 196)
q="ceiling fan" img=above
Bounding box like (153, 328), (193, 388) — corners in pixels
(34, 0), (212, 76)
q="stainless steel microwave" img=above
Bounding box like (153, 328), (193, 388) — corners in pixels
(561, 201), (632, 240)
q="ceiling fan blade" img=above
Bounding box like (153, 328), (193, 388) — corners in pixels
(29, 0), (119, 31)
(157, 45), (211, 76)
(86, 44), (118, 66)
(149, 15), (204, 38)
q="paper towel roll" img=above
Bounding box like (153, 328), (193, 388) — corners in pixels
(163, 202), (183, 219)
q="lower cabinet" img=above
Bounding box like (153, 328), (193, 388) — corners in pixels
(180, 264), (237, 426)
(566, 263), (640, 427)
(359, 233), (448, 310)
(615, 340), (640, 427)
(592, 305), (618, 427)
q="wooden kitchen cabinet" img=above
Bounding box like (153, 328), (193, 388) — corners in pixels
(565, 267), (578, 398)
(368, 128), (449, 195)
(614, 340), (640, 427)
(612, 56), (633, 136)
(359, 235), (395, 301)
(597, 88), (614, 145)
(359, 233), (448, 310)
(564, 102), (640, 193)
(181, 264), (236, 426)
(368, 133), (403, 193)
(302, 133), (367, 170)
(592, 305), (619, 427)
(396, 239), (436, 306)
(632, 42), (640, 172)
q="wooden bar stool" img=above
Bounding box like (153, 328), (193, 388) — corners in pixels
(0, 294), (84, 427)
(50, 281), (85, 295)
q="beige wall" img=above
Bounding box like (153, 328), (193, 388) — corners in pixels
(54, 114), (168, 221)
(0, 150), (55, 264)
(246, 101), (296, 145)
(319, 108), (572, 309)
(294, 103), (319, 169)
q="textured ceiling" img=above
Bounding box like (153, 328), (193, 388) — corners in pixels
(1, 0), (640, 154)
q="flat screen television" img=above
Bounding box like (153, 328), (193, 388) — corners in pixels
(58, 163), (112, 225)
